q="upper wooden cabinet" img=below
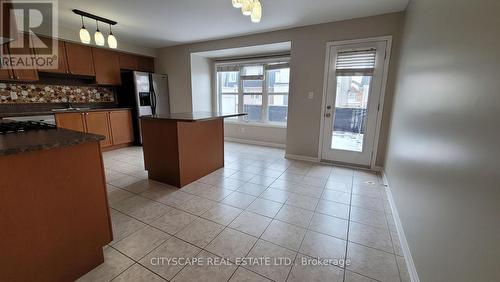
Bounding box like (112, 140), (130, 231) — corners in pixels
(137, 56), (155, 72)
(0, 33), (155, 82)
(1, 0), (17, 44)
(119, 53), (138, 70)
(85, 112), (112, 147)
(7, 34), (39, 81)
(92, 48), (121, 85)
(0, 45), (14, 80)
(65, 42), (95, 76)
(37, 37), (68, 74)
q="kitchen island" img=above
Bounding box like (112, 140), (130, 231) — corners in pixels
(0, 122), (112, 282)
(141, 112), (246, 187)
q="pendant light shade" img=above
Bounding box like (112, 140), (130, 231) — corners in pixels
(251, 1), (262, 23)
(241, 0), (253, 16)
(107, 25), (117, 49)
(79, 27), (91, 44)
(94, 21), (105, 46)
(79, 16), (91, 44)
(232, 0), (242, 8)
(94, 30), (105, 46)
(107, 34), (117, 48)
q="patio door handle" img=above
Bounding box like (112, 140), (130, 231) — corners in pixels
(325, 113), (332, 118)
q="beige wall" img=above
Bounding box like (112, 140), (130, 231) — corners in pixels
(156, 12), (404, 165)
(384, 0), (500, 281)
(190, 54), (213, 112)
(224, 123), (287, 147)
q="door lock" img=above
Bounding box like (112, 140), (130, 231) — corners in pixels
(326, 105), (332, 110)
(325, 113), (332, 118)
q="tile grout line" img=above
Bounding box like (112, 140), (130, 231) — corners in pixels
(342, 171), (355, 282)
(145, 162), (285, 282)
(103, 147), (387, 281)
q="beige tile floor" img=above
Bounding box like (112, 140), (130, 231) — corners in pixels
(78, 142), (411, 282)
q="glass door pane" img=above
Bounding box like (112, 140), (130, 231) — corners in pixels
(331, 75), (372, 152)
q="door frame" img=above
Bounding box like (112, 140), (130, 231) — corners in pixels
(318, 36), (393, 169)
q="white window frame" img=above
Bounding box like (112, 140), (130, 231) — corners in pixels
(214, 57), (290, 128)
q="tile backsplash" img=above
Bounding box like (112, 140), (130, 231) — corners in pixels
(0, 83), (115, 104)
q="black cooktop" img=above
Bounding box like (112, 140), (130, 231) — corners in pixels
(0, 121), (57, 134)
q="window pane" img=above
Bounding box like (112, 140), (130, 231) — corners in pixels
(331, 75), (371, 152)
(221, 94), (239, 116)
(242, 65), (263, 76)
(243, 95), (262, 121)
(268, 94), (288, 123)
(219, 71), (239, 93)
(243, 80), (263, 93)
(267, 68), (290, 93)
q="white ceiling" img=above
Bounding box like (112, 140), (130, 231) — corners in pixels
(58, 0), (409, 48)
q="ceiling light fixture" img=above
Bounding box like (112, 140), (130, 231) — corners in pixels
(251, 1), (262, 23)
(232, 0), (262, 23)
(79, 16), (91, 44)
(107, 24), (117, 49)
(73, 9), (118, 48)
(94, 20), (105, 46)
(232, 0), (243, 8)
(241, 0), (253, 16)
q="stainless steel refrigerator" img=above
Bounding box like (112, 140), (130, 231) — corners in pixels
(118, 71), (170, 144)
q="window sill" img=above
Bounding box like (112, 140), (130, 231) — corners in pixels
(224, 120), (287, 129)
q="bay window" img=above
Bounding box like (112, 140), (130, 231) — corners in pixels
(216, 59), (290, 126)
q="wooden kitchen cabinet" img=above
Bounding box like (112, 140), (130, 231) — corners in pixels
(37, 37), (68, 74)
(1, 0), (17, 43)
(55, 109), (133, 150)
(0, 45), (14, 80)
(92, 48), (121, 85)
(65, 42), (95, 76)
(119, 53), (138, 70)
(7, 33), (39, 81)
(137, 56), (155, 72)
(55, 113), (86, 132)
(109, 110), (134, 145)
(85, 112), (112, 147)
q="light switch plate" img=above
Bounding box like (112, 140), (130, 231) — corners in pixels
(308, 92), (314, 99)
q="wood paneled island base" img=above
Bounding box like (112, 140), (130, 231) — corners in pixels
(141, 112), (245, 187)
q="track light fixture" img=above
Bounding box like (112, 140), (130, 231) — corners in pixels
(73, 9), (118, 48)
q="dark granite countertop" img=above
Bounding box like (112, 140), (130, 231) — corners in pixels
(140, 112), (247, 122)
(0, 123), (104, 157)
(0, 107), (133, 118)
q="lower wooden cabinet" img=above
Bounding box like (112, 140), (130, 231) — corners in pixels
(55, 113), (86, 132)
(85, 112), (112, 147)
(55, 109), (133, 149)
(109, 110), (134, 145)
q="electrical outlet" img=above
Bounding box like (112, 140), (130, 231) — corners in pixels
(308, 92), (314, 99)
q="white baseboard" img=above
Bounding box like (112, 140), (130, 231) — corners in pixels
(224, 137), (286, 149)
(285, 153), (320, 163)
(381, 169), (420, 282)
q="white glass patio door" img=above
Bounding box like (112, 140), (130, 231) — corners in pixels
(321, 40), (388, 167)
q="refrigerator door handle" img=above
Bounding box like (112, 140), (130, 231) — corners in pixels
(149, 73), (157, 115)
